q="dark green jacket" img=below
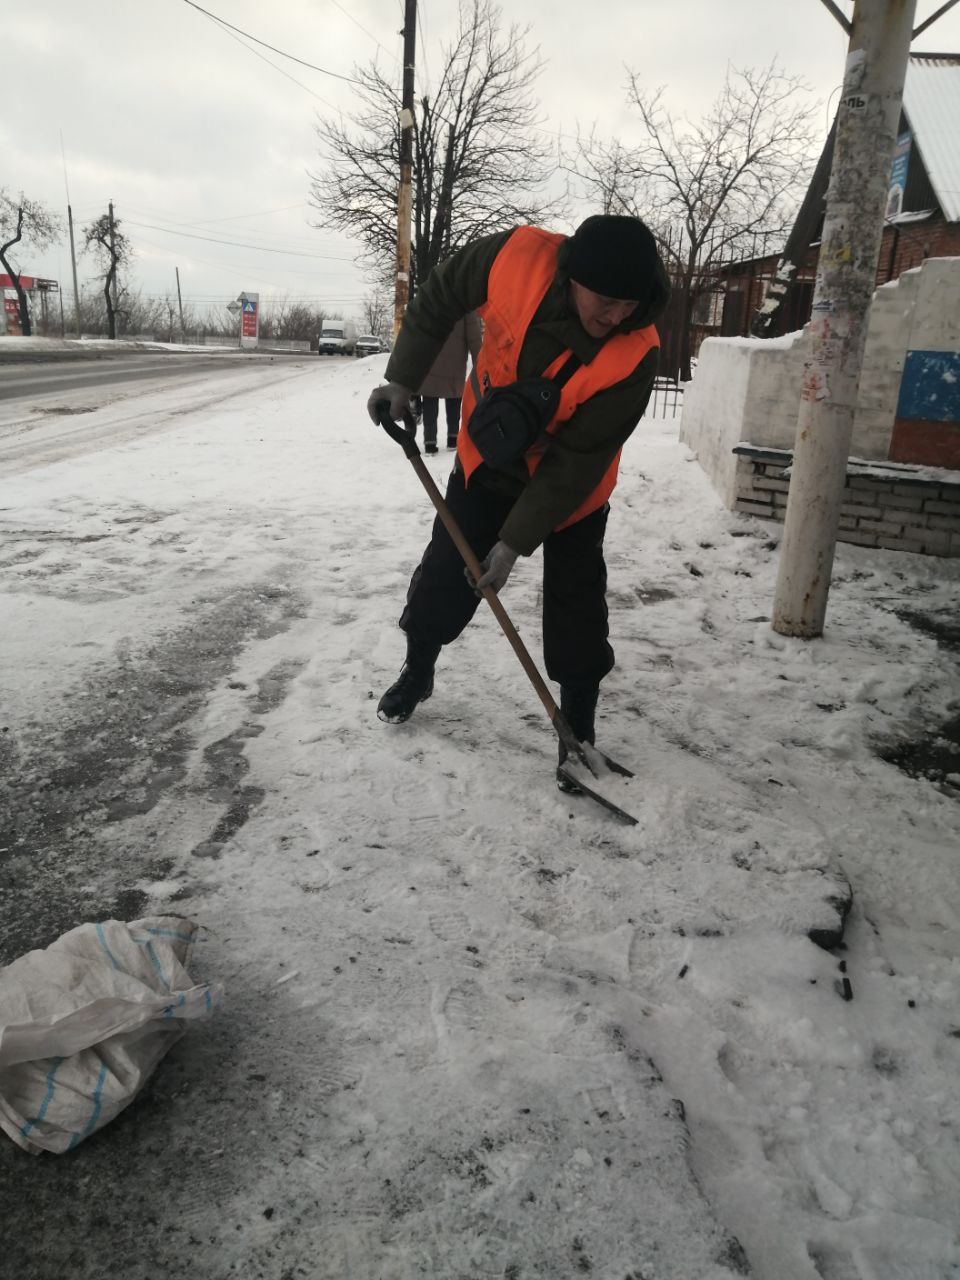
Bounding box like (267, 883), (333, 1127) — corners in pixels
(386, 227), (671, 555)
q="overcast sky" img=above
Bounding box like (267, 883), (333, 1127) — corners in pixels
(6, 1), (960, 326)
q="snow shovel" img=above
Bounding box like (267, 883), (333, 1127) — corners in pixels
(375, 403), (638, 826)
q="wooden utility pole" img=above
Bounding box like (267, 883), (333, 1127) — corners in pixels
(772, 0), (916, 637)
(393, 0), (417, 341)
(108, 200), (119, 335)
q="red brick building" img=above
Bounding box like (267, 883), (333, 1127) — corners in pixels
(698, 53), (960, 348)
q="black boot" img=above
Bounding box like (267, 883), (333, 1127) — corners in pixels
(377, 637), (442, 723)
(557, 682), (599, 792)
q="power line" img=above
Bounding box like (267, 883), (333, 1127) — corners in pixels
(194, 9), (344, 110)
(187, 202), (310, 226)
(124, 219), (357, 261)
(417, 3), (430, 93)
(186, 0), (575, 154)
(131, 235), (360, 287)
(122, 204), (340, 254)
(141, 294), (367, 303)
(179, 0), (359, 83)
(326, 0), (398, 65)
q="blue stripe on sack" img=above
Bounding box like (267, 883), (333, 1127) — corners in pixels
(141, 927), (195, 944)
(95, 922), (121, 970)
(143, 940), (170, 992)
(162, 993), (187, 1019)
(67, 1061), (109, 1149)
(20, 1056), (65, 1137)
(204, 987), (213, 1012)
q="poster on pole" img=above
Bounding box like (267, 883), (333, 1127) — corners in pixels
(885, 131), (912, 220)
(240, 292), (259, 349)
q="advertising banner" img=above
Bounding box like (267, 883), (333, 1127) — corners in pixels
(240, 292), (259, 348)
(885, 131), (912, 220)
(3, 292), (22, 337)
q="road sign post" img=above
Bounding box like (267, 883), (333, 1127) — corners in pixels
(226, 298), (241, 348)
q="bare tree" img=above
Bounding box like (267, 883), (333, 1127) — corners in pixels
(309, 0), (565, 293)
(253, 297), (329, 343)
(572, 62), (818, 379)
(160, 296), (180, 343)
(82, 212), (132, 339)
(361, 291), (390, 337)
(0, 190), (64, 337)
(274, 300), (326, 342)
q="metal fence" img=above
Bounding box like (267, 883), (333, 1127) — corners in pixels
(644, 375), (684, 420)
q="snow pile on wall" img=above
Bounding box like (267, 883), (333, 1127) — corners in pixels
(679, 331), (806, 506)
(682, 256), (960, 505)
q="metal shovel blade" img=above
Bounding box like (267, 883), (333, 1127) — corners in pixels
(557, 743), (639, 826)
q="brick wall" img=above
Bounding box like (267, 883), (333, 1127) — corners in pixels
(878, 219), (960, 284)
(733, 446), (960, 558)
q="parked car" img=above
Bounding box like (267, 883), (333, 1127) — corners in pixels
(355, 334), (385, 358)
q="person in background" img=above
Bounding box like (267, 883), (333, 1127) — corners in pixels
(367, 215), (670, 783)
(415, 311), (482, 454)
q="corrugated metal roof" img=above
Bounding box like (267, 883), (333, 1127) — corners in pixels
(903, 54), (960, 223)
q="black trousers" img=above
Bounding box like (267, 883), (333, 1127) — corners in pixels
(400, 467), (614, 686)
(421, 396), (462, 446)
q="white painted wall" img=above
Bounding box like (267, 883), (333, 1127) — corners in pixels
(681, 256), (960, 503)
(679, 340), (766, 507)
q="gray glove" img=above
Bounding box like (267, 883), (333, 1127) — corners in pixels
(471, 540), (519, 594)
(368, 381), (414, 425)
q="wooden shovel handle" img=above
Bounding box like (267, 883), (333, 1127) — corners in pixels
(375, 404), (584, 761)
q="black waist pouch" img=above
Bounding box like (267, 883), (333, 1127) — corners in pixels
(467, 353), (581, 470)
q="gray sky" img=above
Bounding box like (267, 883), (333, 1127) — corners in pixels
(6, 1), (960, 325)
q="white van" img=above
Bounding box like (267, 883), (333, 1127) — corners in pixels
(318, 322), (355, 356)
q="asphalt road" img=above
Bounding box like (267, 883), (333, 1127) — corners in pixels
(0, 350), (323, 475)
(0, 350), (314, 402)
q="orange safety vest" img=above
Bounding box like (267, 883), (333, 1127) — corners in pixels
(457, 226), (660, 529)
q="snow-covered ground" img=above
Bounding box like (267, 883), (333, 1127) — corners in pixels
(1, 355), (959, 1279)
(0, 334), (238, 355)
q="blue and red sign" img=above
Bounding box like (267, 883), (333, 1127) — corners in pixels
(241, 296), (258, 339)
(891, 349), (960, 467)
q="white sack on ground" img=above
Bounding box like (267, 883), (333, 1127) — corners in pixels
(0, 915), (221, 1155)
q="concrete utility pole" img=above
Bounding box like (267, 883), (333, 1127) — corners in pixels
(66, 205), (82, 337)
(772, 0), (916, 638)
(60, 136), (82, 337)
(175, 267), (185, 339)
(751, 114), (838, 338)
(393, 0), (417, 341)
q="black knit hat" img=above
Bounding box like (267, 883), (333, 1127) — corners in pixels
(568, 214), (658, 300)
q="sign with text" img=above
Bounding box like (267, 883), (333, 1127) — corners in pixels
(3, 292), (22, 336)
(240, 292), (259, 348)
